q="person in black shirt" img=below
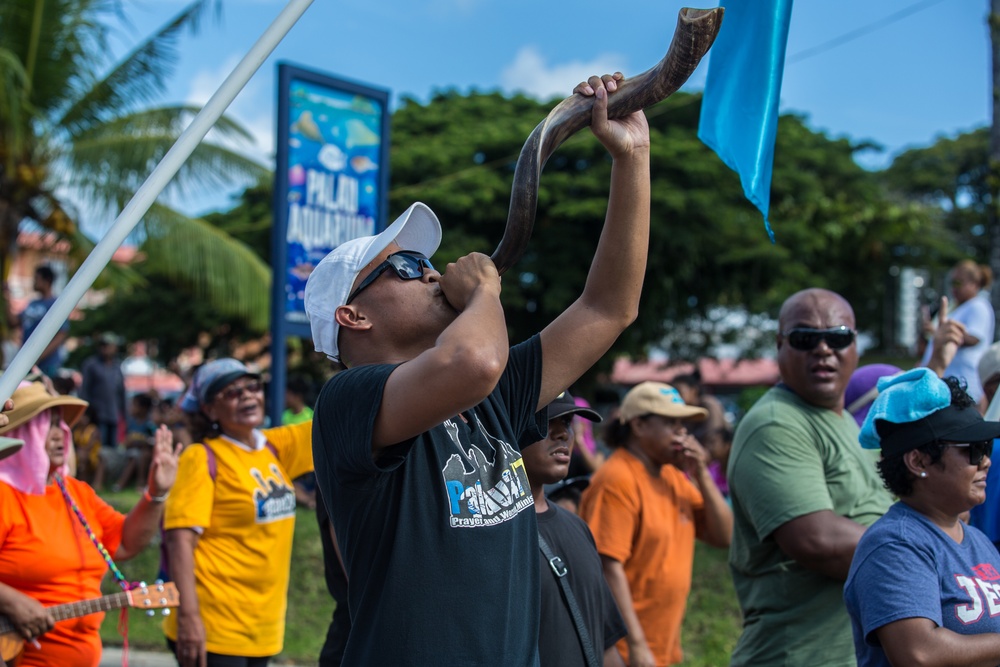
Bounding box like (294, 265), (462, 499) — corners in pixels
(524, 391), (627, 667)
(304, 72), (651, 666)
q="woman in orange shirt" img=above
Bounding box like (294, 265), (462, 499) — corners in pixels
(0, 381), (179, 667)
(580, 382), (732, 667)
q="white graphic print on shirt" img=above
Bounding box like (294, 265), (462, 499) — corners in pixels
(440, 415), (533, 528)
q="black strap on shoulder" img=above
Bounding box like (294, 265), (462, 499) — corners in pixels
(537, 532), (601, 667)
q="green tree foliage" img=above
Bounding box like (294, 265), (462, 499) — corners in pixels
(108, 88), (949, 369)
(883, 127), (988, 260)
(0, 0), (270, 333)
(388, 90), (947, 363)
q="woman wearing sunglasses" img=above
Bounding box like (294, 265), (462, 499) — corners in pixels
(163, 359), (313, 667)
(844, 368), (1000, 667)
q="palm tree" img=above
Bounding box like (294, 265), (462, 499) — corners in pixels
(0, 0), (272, 332)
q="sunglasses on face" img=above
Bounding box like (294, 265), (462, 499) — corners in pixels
(948, 440), (994, 467)
(782, 326), (856, 351)
(217, 380), (263, 402)
(346, 251), (435, 304)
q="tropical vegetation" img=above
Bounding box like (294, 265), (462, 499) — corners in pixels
(0, 0), (270, 335)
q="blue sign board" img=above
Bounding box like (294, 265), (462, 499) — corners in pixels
(270, 63), (390, 422)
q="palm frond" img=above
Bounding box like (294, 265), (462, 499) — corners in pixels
(58, 0), (217, 133)
(139, 203), (270, 331)
(57, 105), (266, 214)
(1, 0), (114, 119)
(0, 46), (30, 166)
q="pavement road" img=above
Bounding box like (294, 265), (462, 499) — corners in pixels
(100, 647), (176, 667)
(99, 647), (307, 666)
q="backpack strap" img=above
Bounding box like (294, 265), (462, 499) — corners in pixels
(199, 442), (218, 482)
(538, 531), (602, 667)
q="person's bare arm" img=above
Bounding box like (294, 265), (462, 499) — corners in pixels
(116, 427), (180, 560)
(691, 466), (732, 548)
(875, 616), (1000, 667)
(537, 73), (651, 411)
(925, 297), (965, 376)
(0, 582), (53, 641)
(772, 510), (867, 580)
(601, 556), (656, 667)
(166, 528), (207, 667)
(370, 253), (508, 449)
(678, 435), (731, 547)
(603, 645), (626, 667)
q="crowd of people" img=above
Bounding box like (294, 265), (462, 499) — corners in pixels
(1, 70), (1000, 667)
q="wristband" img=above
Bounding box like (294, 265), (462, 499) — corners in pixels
(143, 487), (169, 503)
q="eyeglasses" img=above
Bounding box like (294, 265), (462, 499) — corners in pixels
(782, 326), (856, 351)
(947, 440), (994, 467)
(346, 251), (435, 304)
(218, 380), (263, 402)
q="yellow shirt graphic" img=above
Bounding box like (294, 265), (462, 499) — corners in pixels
(163, 421), (313, 656)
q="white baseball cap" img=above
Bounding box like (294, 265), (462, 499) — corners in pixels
(304, 202), (442, 362)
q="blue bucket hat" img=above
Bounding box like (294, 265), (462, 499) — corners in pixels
(180, 359), (260, 414)
(859, 368), (1000, 457)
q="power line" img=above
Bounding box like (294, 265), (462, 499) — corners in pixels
(787, 0), (951, 64)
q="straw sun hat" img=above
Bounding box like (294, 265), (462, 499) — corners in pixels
(0, 382), (87, 435)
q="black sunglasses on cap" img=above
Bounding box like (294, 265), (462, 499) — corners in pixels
(947, 440), (994, 467)
(346, 251), (434, 304)
(782, 326), (856, 351)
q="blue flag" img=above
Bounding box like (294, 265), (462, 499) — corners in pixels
(698, 0), (794, 242)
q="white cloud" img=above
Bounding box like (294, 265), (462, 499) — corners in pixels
(499, 46), (629, 101)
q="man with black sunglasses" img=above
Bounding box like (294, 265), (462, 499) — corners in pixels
(304, 72), (650, 667)
(727, 288), (892, 667)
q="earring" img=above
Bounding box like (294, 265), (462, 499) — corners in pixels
(212, 421), (220, 431)
(919, 472), (927, 478)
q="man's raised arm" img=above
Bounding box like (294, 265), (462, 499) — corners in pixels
(538, 72), (651, 410)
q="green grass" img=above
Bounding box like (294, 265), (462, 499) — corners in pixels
(680, 543), (742, 666)
(97, 491), (742, 664)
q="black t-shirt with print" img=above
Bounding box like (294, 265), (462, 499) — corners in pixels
(537, 502), (627, 666)
(313, 336), (546, 667)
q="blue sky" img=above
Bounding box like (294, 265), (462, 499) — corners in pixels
(117, 0), (987, 217)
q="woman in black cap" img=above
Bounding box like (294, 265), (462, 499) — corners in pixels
(844, 368), (1000, 666)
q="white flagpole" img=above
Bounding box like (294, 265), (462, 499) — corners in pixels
(0, 0), (314, 403)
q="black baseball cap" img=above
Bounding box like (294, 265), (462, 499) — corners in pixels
(545, 391), (602, 423)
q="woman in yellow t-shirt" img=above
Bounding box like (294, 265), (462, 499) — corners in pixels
(163, 359), (313, 667)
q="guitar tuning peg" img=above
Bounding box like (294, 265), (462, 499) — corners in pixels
(146, 610), (155, 617)
(162, 609), (171, 616)
(139, 581), (148, 589)
(154, 578), (164, 585)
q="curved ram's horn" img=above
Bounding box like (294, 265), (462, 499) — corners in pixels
(490, 7), (724, 274)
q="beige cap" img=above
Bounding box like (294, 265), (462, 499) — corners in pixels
(619, 381), (709, 423)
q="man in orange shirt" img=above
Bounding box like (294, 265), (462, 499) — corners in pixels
(580, 382), (732, 667)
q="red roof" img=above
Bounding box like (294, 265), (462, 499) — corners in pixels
(610, 357), (780, 389)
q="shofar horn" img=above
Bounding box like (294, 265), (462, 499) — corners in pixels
(490, 7), (724, 275)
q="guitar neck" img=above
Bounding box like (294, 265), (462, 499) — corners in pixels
(0, 591), (130, 634)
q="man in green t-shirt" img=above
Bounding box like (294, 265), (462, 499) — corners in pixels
(727, 288), (892, 666)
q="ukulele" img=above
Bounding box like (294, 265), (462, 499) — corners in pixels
(0, 581), (178, 663)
